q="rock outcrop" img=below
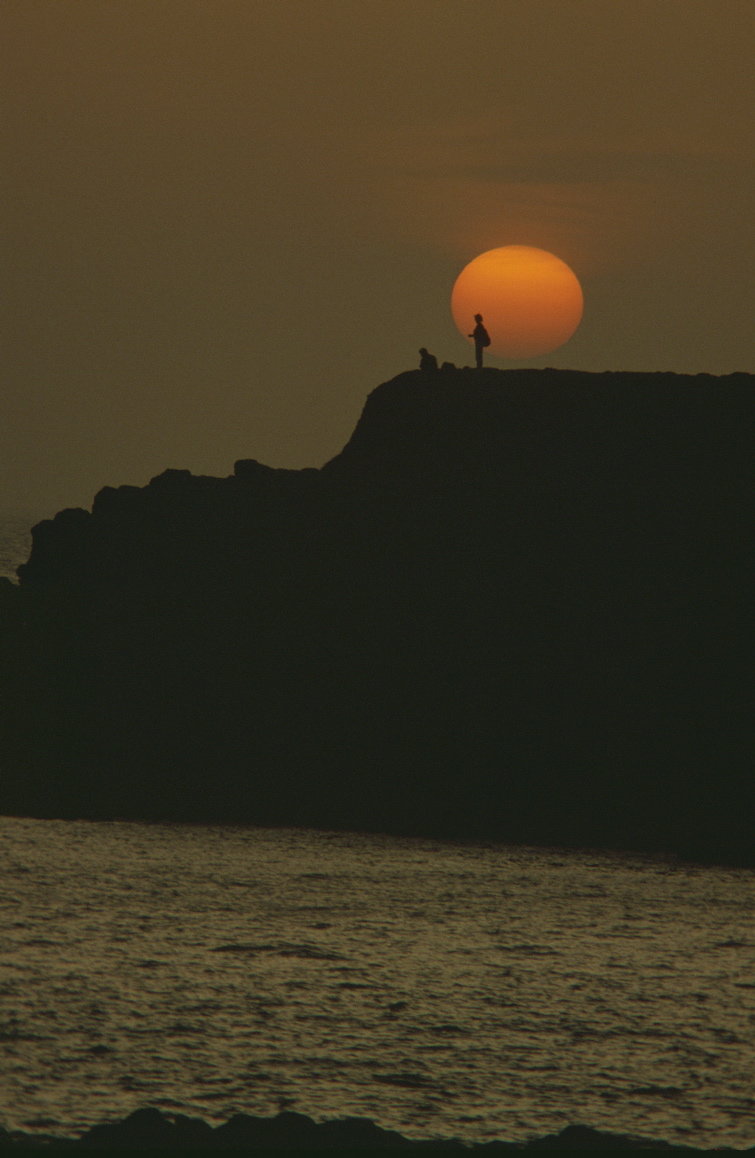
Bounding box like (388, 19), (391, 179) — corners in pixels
(0, 1106), (706, 1148)
(1, 368), (753, 866)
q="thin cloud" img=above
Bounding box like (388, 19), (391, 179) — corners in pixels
(354, 118), (753, 273)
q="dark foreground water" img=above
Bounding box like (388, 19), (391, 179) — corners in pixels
(0, 818), (753, 1148)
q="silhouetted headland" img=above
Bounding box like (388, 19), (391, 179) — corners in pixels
(1, 368), (753, 867)
(0, 1105), (721, 1149)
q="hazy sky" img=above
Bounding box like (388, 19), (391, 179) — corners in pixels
(2, 0), (754, 514)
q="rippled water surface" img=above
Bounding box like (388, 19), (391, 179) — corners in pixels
(1, 817), (754, 1148)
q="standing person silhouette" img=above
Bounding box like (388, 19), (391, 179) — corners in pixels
(468, 314), (491, 369)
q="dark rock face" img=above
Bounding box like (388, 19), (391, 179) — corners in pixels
(0, 1106), (705, 1148)
(1, 368), (753, 866)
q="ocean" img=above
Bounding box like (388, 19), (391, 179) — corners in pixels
(0, 516), (35, 584)
(0, 817), (754, 1148)
(1, 519), (754, 1149)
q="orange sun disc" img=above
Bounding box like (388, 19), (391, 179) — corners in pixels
(451, 246), (583, 359)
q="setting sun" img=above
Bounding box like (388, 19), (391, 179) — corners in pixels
(451, 246), (583, 359)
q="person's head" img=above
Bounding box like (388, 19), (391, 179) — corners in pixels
(474, 314), (483, 322)
(419, 347), (428, 356)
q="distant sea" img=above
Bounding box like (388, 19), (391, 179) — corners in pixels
(1, 520), (754, 1150)
(0, 515), (36, 582)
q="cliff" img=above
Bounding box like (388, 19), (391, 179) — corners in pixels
(1, 368), (753, 865)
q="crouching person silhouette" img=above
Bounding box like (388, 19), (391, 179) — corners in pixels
(419, 347), (439, 371)
(468, 315), (490, 369)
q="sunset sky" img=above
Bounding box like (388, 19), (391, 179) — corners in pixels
(2, 0), (754, 515)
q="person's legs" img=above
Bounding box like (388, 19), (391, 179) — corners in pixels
(475, 345), (483, 369)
